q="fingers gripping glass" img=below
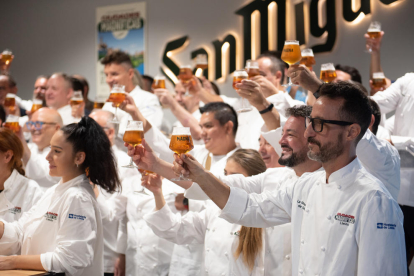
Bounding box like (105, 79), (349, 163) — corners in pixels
(26, 121), (57, 130)
(305, 116), (354, 132)
(169, 127), (194, 181)
(122, 120), (144, 168)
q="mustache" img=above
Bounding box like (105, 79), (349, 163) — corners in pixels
(307, 137), (321, 147)
(280, 143), (293, 151)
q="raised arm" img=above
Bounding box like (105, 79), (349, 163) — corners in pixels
(186, 76), (223, 103)
(288, 65), (323, 106)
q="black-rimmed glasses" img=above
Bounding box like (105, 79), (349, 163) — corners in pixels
(306, 116), (354, 133)
(26, 121), (57, 130)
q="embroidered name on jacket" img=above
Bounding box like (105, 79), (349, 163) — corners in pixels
(44, 212), (58, 222)
(69, 214), (86, 221)
(9, 207), (21, 214)
(334, 213), (355, 226)
(377, 223), (396, 230)
(297, 200), (306, 210)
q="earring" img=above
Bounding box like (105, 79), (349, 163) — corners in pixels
(76, 163), (79, 168)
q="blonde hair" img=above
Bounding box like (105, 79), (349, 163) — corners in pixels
(229, 149), (266, 272)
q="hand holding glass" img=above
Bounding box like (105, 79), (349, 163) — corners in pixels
(169, 127), (194, 181)
(281, 40), (302, 87)
(107, 84), (126, 124)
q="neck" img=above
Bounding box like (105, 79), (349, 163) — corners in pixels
(61, 170), (84, 183)
(125, 83), (135, 93)
(210, 140), (237, 156)
(37, 143), (49, 152)
(293, 159), (322, 177)
(323, 147), (357, 183)
(51, 102), (68, 110)
(0, 169), (12, 191)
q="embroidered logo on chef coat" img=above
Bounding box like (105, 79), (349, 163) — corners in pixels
(297, 200), (306, 210)
(334, 213), (355, 226)
(44, 212), (58, 222)
(68, 214), (86, 221)
(9, 207), (21, 214)
(377, 223), (396, 230)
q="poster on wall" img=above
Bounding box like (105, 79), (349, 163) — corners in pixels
(96, 2), (146, 97)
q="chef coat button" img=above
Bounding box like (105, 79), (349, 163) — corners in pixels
(299, 269), (304, 274)
(140, 265), (143, 268)
(337, 185), (341, 189)
(267, 250), (271, 253)
(301, 239), (305, 244)
(285, 255), (290, 260)
(138, 208), (142, 211)
(321, 246), (326, 252)
(206, 248), (210, 252)
(205, 270), (208, 274)
(152, 245), (156, 249)
(221, 273), (225, 276)
(306, 208), (310, 213)
(212, 229), (215, 232)
(315, 274), (320, 276)
(186, 244), (189, 248)
(153, 264), (156, 268)
(327, 215), (331, 220)
(224, 252), (228, 256)
(139, 245), (142, 249)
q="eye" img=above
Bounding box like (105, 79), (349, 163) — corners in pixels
(54, 150), (61, 153)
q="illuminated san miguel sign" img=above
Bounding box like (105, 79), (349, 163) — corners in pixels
(161, 0), (402, 84)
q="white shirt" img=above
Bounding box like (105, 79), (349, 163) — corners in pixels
(57, 105), (77, 126)
(25, 143), (61, 192)
(0, 170), (43, 255)
(0, 174), (104, 275)
(220, 158), (406, 276)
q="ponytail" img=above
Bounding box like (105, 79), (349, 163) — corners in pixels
(61, 116), (121, 193)
(0, 128), (25, 176)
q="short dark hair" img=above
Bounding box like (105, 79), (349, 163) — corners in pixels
(335, 64), (362, 84)
(210, 81), (220, 95)
(319, 81), (372, 143)
(286, 105), (312, 118)
(0, 105), (5, 124)
(200, 102), (238, 136)
(71, 77), (85, 95)
(369, 98), (381, 135)
(101, 50), (133, 69)
(1, 74), (16, 88)
(142, 74), (154, 84)
(61, 117), (121, 193)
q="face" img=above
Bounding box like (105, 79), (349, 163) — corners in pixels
(278, 116), (309, 167)
(259, 135), (281, 168)
(89, 112), (115, 145)
(46, 130), (78, 178)
(199, 112), (232, 153)
(0, 76), (11, 104)
(34, 78), (48, 100)
(45, 75), (71, 109)
(175, 82), (197, 111)
(30, 110), (59, 149)
(305, 98), (347, 163)
(334, 70), (351, 82)
(104, 63), (134, 90)
(257, 57), (281, 87)
(224, 159), (248, 177)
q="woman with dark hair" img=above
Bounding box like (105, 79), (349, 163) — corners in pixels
(142, 149), (268, 275)
(0, 128), (43, 256)
(0, 116), (121, 275)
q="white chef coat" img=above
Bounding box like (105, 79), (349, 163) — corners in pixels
(220, 158), (406, 276)
(0, 170), (43, 255)
(25, 143), (61, 192)
(57, 105), (77, 126)
(116, 179), (185, 276)
(0, 174), (104, 275)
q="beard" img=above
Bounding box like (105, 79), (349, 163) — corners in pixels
(307, 134), (344, 163)
(278, 144), (308, 167)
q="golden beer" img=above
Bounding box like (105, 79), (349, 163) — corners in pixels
(123, 130), (144, 146)
(169, 135), (194, 154)
(4, 96), (15, 112)
(372, 72), (386, 90)
(367, 31), (381, 39)
(31, 103), (43, 113)
(138, 168), (155, 176)
(233, 75), (248, 89)
(178, 67), (193, 84)
(300, 56), (316, 68)
(196, 63), (208, 70)
(70, 99), (83, 106)
(246, 67), (260, 79)
(152, 78), (166, 89)
(1, 53), (13, 65)
(4, 122), (19, 133)
(281, 44), (301, 65)
(320, 70), (337, 83)
(93, 102), (105, 109)
(108, 92), (126, 107)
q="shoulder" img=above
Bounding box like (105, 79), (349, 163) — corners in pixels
(130, 87), (159, 101)
(355, 168), (395, 201)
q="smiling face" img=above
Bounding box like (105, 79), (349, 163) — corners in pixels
(34, 77), (48, 100)
(199, 112), (232, 154)
(45, 74), (72, 109)
(104, 63), (135, 92)
(259, 135), (281, 168)
(224, 159), (248, 177)
(30, 108), (61, 151)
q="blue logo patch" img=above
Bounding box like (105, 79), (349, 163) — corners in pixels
(68, 214), (86, 221)
(377, 223), (396, 230)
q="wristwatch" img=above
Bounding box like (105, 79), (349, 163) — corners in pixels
(259, 103), (274, 114)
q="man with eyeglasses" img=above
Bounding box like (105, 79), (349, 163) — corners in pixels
(17, 107), (62, 191)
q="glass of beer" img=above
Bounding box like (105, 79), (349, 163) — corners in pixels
(152, 76), (166, 90)
(31, 99), (43, 113)
(233, 69), (252, 113)
(281, 40), (302, 87)
(93, 96), (106, 109)
(169, 127), (194, 181)
(320, 63), (337, 83)
(4, 93), (16, 113)
(122, 120), (144, 168)
(70, 91), (83, 106)
(372, 72), (387, 91)
(4, 115), (20, 133)
(366, 21), (381, 53)
(300, 49), (316, 70)
(195, 54), (208, 70)
(178, 65), (193, 96)
(107, 84), (126, 124)
(1, 49), (13, 73)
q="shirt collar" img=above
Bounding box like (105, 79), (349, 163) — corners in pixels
(4, 169), (20, 192)
(55, 174), (89, 193)
(57, 104), (71, 112)
(326, 157), (362, 187)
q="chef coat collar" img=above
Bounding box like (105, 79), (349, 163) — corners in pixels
(326, 157), (361, 187)
(55, 174), (89, 193)
(3, 169), (20, 193)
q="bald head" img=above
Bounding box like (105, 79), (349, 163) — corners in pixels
(30, 108), (63, 151)
(32, 107), (63, 126)
(89, 109), (116, 144)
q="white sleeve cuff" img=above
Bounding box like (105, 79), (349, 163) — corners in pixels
(40, 252), (53, 272)
(144, 204), (176, 231)
(1, 222), (17, 242)
(184, 183), (210, 201)
(219, 187), (249, 224)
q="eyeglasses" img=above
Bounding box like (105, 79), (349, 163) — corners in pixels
(26, 121), (57, 130)
(305, 116), (354, 133)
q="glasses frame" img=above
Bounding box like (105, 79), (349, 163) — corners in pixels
(26, 121), (57, 130)
(306, 116), (354, 133)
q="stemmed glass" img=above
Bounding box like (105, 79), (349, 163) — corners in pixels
(152, 76), (166, 90)
(281, 40), (302, 87)
(300, 49), (316, 70)
(169, 127), (194, 181)
(178, 65), (193, 96)
(70, 91), (84, 120)
(122, 120), (144, 168)
(195, 54), (208, 77)
(233, 70), (251, 113)
(320, 63), (337, 83)
(1, 49), (13, 74)
(366, 21), (381, 53)
(107, 84), (126, 124)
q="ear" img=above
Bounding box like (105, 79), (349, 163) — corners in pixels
(346, 124), (361, 142)
(369, 114), (375, 130)
(224, 121), (234, 135)
(74, 151), (86, 166)
(128, 68), (135, 80)
(275, 70), (283, 81)
(3, 150), (14, 164)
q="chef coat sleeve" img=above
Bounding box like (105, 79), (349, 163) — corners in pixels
(356, 191), (407, 275)
(96, 191), (127, 223)
(140, 96), (164, 130)
(144, 203), (209, 245)
(371, 74), (408, 114)
(40, 192), (99, 275)
(219, 182), (293, 227)
(116, 216), (128, 254)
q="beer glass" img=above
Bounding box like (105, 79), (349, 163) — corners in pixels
(152, 76), (166, 90)
(372, 72), (386, 91)
(4, 93), (16, 113)
(122, 120), (144, 168)
(178, 65), (193, 96)
(169, 127), (194, 181)
(195, 54), (208, 70)
(366, 21), (381, 53)
(281, 40), (302, 87)
(320, 63), (337, 83)
(233, 70), (251, 113)
(93, 96), (106, 109)
(1, 49), (13, 74)
(4, 115), (20, 133)
(31, 99), (43, 113)
(70, 91), (83, 107)
(300, 49), (316, 70)
(107, 84), (126, 124)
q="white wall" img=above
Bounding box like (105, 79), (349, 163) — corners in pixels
(1, 0), (413, 101)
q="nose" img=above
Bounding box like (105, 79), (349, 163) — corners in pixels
(258, 143), (266, 154)
(304, 123), (315, 139)
(45, 149), (52, 161)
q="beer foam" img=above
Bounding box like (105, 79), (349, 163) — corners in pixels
(285, 40), (299, 45)
(126, 126), (143, 131)
(6, 115), (19, 122)
(301, 53), (314, 57)
(373, 72), (385, 79)
(321, 63), (335, 71)
(71, 97), (83, 101)
(234, 70), (249, 77)
(6, 93), (15, 98)
(368, 27), (381, 32)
